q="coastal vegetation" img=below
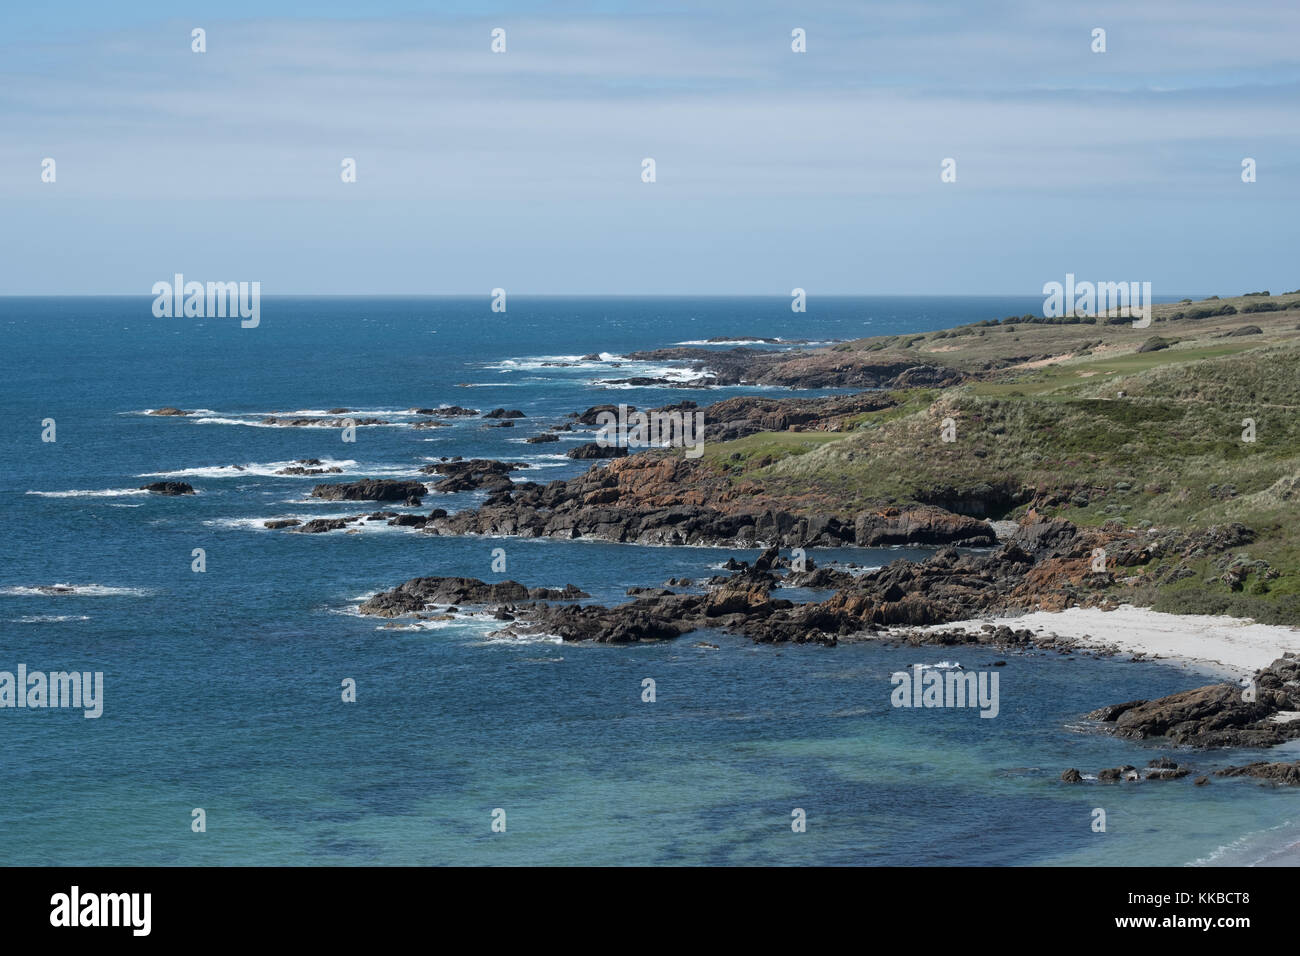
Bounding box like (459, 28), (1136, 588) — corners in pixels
(695, 292), (1300, 623)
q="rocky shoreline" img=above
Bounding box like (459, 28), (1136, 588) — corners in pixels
(349, 513), (1256, 646)
(141, 298), (1300, 788)
(350, 517), (1300, 780)
(617, 346), (966, 389)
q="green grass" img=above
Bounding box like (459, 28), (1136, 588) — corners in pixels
(697, 338), (1300, 620)
(700, 430), (845, 474)
(969, 344), (1259, 398)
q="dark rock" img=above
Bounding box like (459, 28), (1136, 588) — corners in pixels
(358, 577), (589, 618)
(292, 517), (358, 534)
(1145, 767), (1190, 780)
(419, 459), (523, 493)
(1086, 700), (1147, 722)
(575, 404), (632, 425)
(410, 406), (478, 417)
(139, 481), (195, 495)
(1087, 657), (1300, 748)
(360, 577), (534, 616)
(311, 480), (428, 502)
(388, 514), (427, 528)
(567, 442), (628, 459)
(261, 416), (389, 427)
(1213, 761), (1300, 785)
(276, 458), (344, 476)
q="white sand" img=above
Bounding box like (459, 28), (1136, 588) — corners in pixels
(914, 604), (1300, 679)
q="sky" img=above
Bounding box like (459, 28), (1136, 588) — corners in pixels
(1, 0), (1297, 295)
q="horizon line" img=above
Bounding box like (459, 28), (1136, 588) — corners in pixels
(0, 291), (1215, 299)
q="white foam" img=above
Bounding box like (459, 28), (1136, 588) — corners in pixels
(189, 416), (407, 429)
(484, 354), (616, 371)
(674, 339), (781, 346)
(11, 614), (92, 623)
(477, 631), (566, 646)
(591, 363), (715, 387)
(139, 459), (358, 479)
(1, 584), (155, 597)
(275, 408), (416, 418)
(1189, 819), (1300, 866)
(130, 408), (218, 417)
(206, 513), (421, 534)
(378, 613), (503, 634)
(205, 514), (345, 531)
(26, 488), (151, 498)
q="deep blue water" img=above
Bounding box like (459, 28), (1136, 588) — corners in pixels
(1, 295), (1295, 865)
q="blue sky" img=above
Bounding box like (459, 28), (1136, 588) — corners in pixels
(1, 1), (1297, 294)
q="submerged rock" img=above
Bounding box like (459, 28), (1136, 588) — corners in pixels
(1213, 761), (1300, 785)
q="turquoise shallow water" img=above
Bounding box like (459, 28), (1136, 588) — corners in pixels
(1, 295), (1294, 865)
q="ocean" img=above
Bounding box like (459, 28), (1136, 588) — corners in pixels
(1, 294), (1295, 865)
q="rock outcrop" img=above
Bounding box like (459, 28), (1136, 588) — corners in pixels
(1087, 656), (1300, 748)
(418, 459), (525, 493)
(310, 480), (428, 502)
(139, 481), (195, 495)
(358, 577), (589, 617)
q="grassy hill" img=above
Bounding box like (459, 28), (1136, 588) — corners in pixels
(697, 291), (1300, 622)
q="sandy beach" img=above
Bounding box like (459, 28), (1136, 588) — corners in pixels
(911, 604), (1300, 680)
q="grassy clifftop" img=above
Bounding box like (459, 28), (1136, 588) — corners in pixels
(814, 289), (1300, 376)
(698, 291), (1300, 622)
